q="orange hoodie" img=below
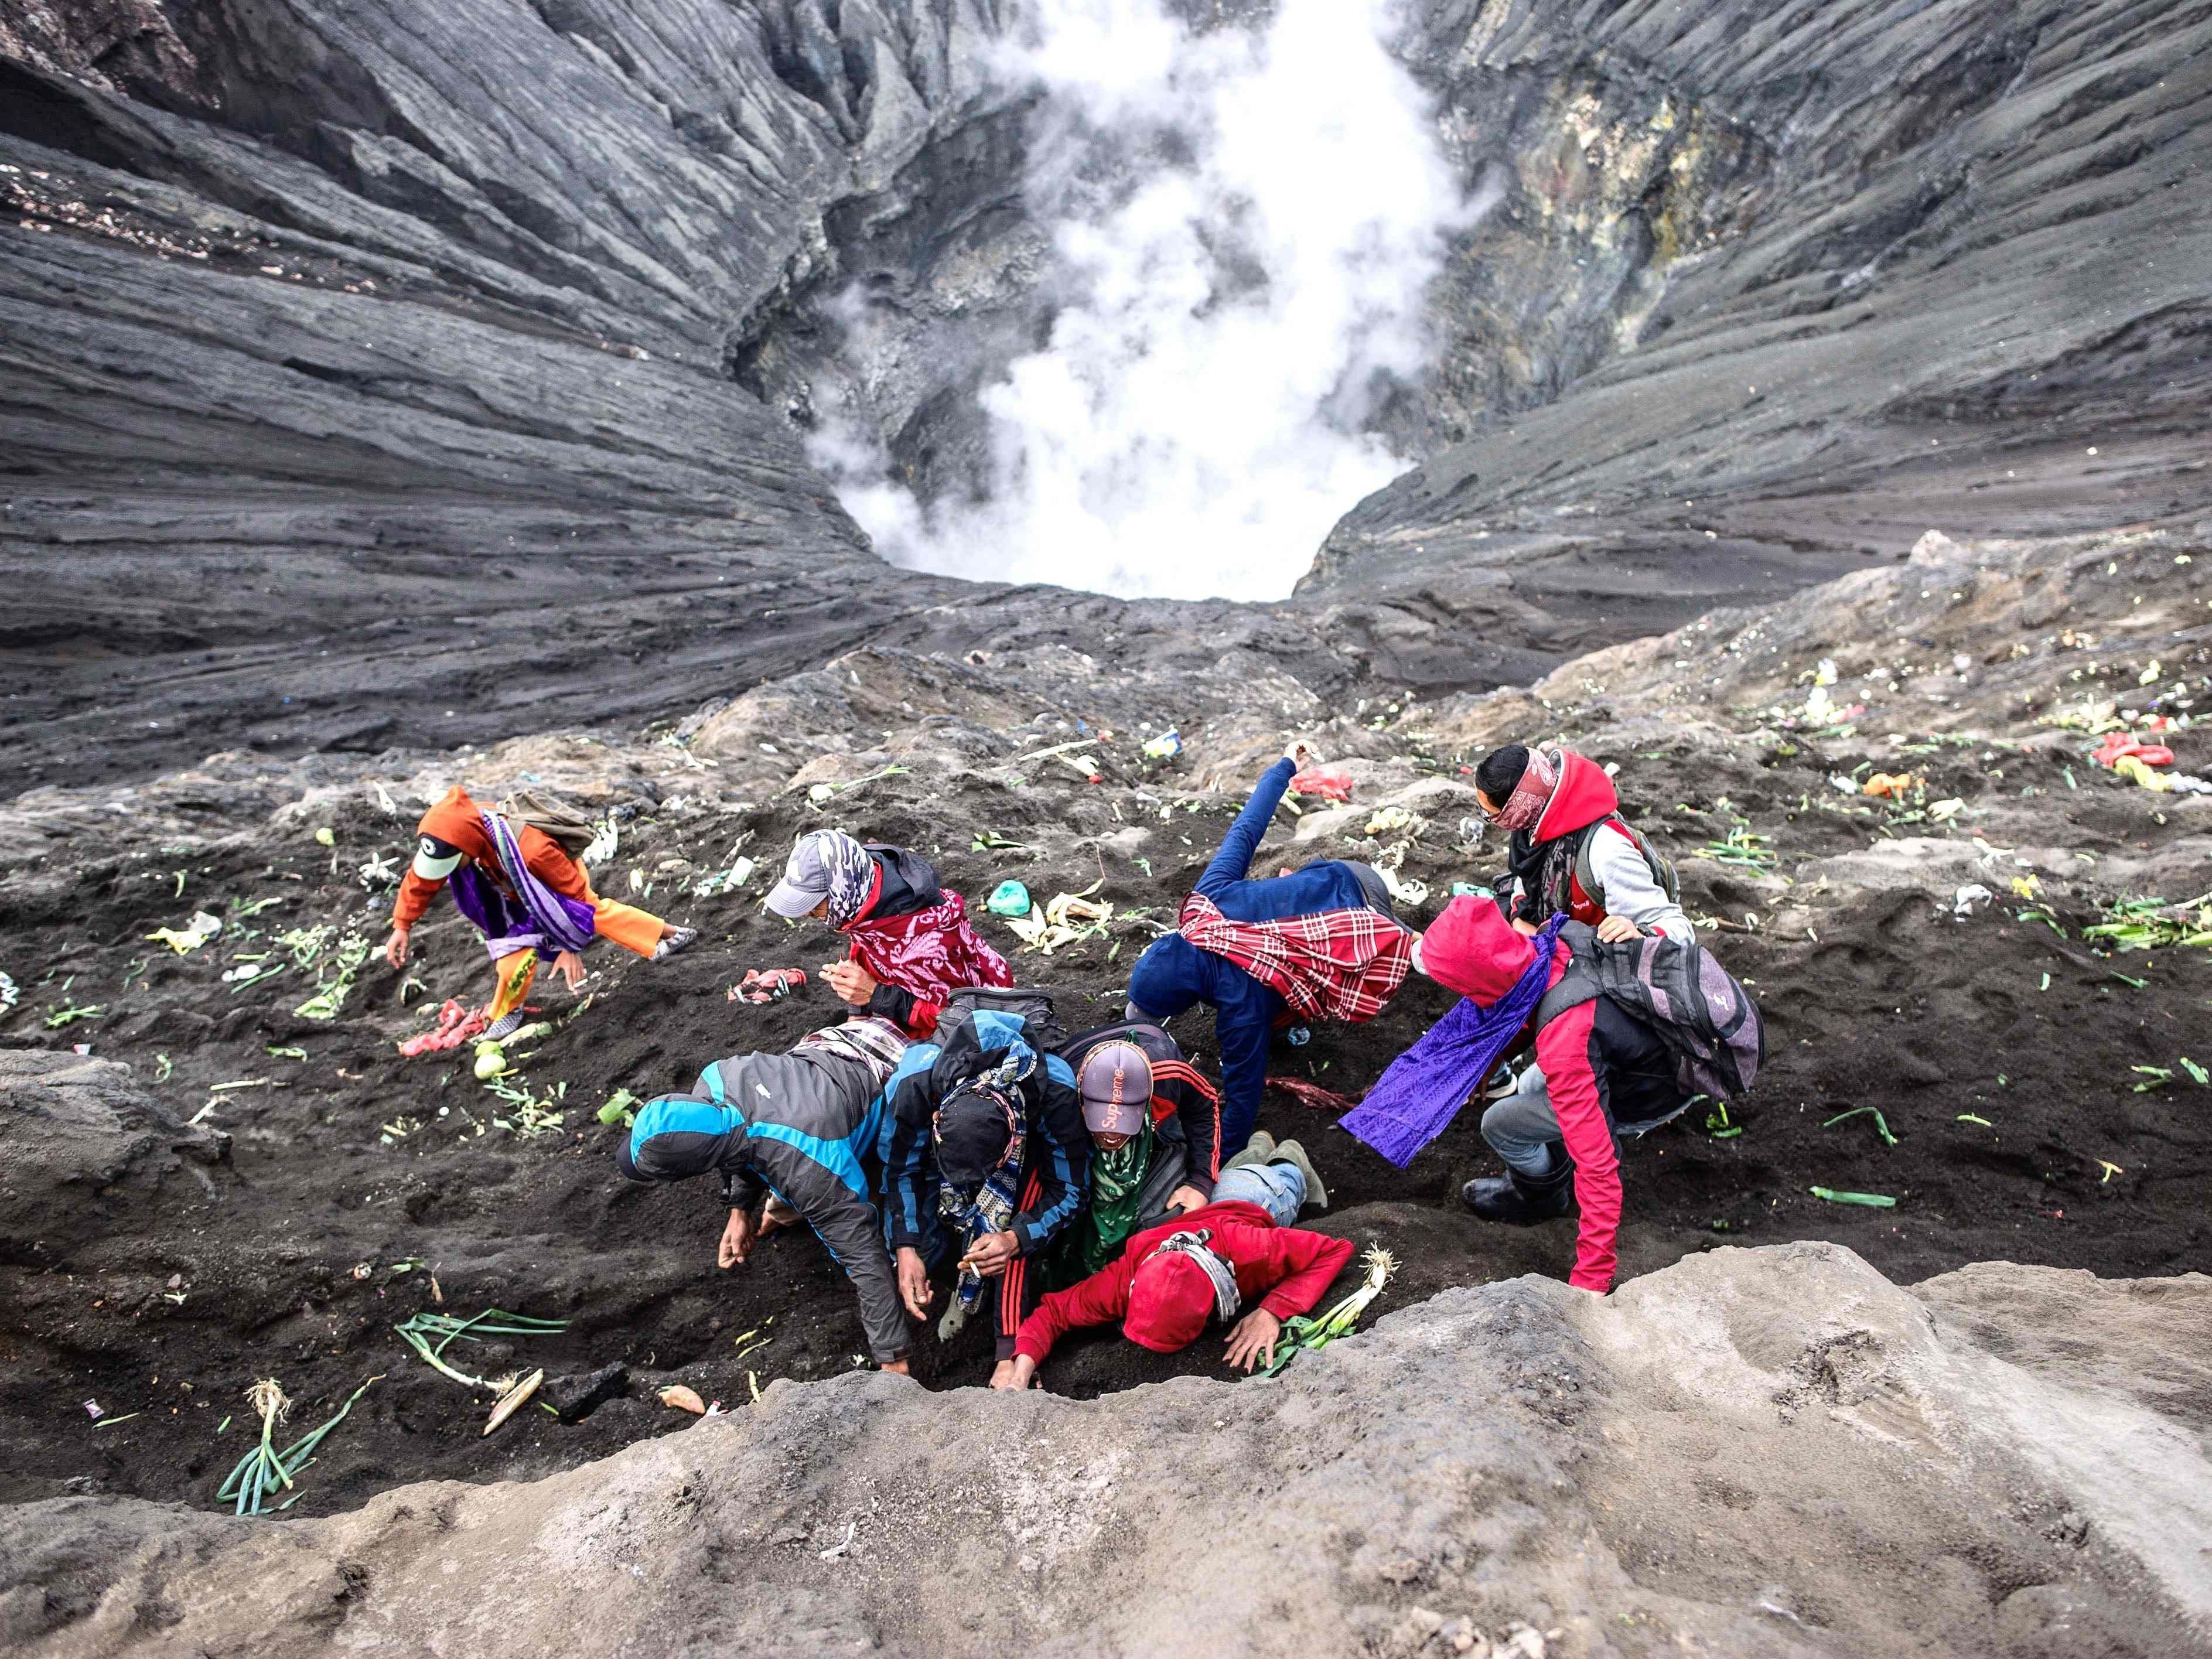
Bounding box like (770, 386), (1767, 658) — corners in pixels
(391, 786), (591, 930)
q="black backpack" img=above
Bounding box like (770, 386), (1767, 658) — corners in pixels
(1536, 922), (1764, 1103)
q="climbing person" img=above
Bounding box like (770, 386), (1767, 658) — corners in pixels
(1402, 895), (1759, 1293)
(1052, 1021), (1234, 1279)
(1474, 742), (1691, 943)
(614, 1016), (916, 1374)
(383, 785), (694, 1039)
(880, 998), (1089, 1387)
(996, 1142), (1350, 1389)
(1124, 742), (1414, 1154)
(764, 829), (1012, 1039)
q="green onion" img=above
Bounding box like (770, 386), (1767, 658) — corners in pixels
(1261, 1245), (1395, 1377)
(1956, 1114), (1993, 1127)
(395, 1309), (568, 1391)
(1809, 1186), (1896, 1207)
(1821, 1106), (1897, 1146)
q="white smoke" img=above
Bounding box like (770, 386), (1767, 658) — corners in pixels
(813, 0), (1470, 602)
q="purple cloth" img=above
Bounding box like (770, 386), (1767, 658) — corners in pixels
(1341, 914), (1569, 1168)
(447, 814), (598, 961)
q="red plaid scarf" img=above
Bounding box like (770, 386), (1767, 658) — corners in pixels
(843, 892), (1013, 999)
(1177, 893), (1412, 1023)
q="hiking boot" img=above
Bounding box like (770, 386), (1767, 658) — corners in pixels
(1460, 1163), (1572, 1226)
(1222, 1130), (1277, 1173)
(653, 926), (698, 962)
(482, 1010), (525, 1041)
(1269, 1137), (1328, 1211)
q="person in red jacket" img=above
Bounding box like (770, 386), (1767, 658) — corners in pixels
(1474, 743), (1691, 944)
(997, 1190), (1353, 1388)
(383, 786), (694, 1037)
(1414, 896), (1690, 1293)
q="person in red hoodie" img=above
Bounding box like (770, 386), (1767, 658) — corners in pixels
(1414, 896), (1692, 1293)
(384, 785), (694, 1037)
(997, 1165), (1353, 1387)
(1474, 743), (1691, 944)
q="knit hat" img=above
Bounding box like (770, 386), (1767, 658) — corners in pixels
(1077, 1041), (1153, 1136)
(1122, 1252), (1215, 1353)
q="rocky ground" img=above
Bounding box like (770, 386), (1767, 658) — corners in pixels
(1, 521), (2208, 1653)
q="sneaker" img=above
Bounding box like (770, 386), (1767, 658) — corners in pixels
(482, 1010), (525, 1041)
(653, 926), (698, 962)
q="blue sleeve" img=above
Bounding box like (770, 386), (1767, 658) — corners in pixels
(1213, 999), (1275, 1155)
(882, 1060), (940, 1251)
(1012, 1078), (1091, 1252)
(1196, 758), (1295, 899)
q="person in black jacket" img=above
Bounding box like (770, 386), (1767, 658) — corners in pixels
(765, 828), (1013, 1038)
(880, 1003), (1089, 1386)
(615, 1016), (915, 1370)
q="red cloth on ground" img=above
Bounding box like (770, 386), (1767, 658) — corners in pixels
(1014, 1200), (1354, 1364)
(1176, 893), (1411, 1023)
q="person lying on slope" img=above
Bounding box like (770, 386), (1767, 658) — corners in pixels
(1124, 740), (1414, 1155)
(384, 785), (694, 1039)
(996, 1136), (1349, 1390)
(764, 828), (1012, 1040)
(615, 1017), (916, 1374)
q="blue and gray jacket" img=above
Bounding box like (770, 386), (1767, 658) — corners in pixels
(882, 1010), (1088, 1257)
(619, 1046), (907, 1363)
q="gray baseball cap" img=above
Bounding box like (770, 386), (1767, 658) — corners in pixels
(1078, 1041), (1153, 1137)
(764, 832), (834, 919)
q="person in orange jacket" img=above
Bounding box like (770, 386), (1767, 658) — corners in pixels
(383, 786), (694, 1036)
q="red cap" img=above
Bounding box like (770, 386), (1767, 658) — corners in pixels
(1417, 896), (1537, 1004)
(1122, 1254), (1215, 1353)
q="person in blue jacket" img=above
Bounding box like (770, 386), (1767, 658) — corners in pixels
(1125, 741), (1412, 1154)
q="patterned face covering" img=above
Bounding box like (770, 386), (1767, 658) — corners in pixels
(1077, 1118), (1155, 1275)
(1491, 743), (1561, 833)
(936, 1081), (1027, 1315)
(813, 832), (880, 930)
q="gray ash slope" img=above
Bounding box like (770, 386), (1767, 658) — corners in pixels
(4, 0), (2211, 793)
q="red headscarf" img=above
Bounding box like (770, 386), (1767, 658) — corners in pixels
(1122, 1252), (1217, 1353)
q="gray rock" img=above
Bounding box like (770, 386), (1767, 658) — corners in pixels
(0, 1243), (2204, 1655)
(0, 1050), (228, 1265)
(540, 1363), (628, 1424)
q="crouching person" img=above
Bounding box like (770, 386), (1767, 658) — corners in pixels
(1053, 1021), (1230, 1276)
(1415, 896), (1761, 1293)
(882, 1005), (1090, 1387)
(616, 1017), (915, 1373)
(997, 1155), (1351, 1390)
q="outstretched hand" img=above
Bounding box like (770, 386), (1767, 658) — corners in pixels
(718, 1207), (757, 1269)
(384, 927), (411, 971)
(896, 1247), (934, 1320)
(1283, 739), (1317, 769)
(1223, 1308), (1282, 1373)
(551, 950), (588, 990)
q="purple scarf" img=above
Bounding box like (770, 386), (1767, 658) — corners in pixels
(447, 813), (598, 961)
(1341, 914), (1569, 1168)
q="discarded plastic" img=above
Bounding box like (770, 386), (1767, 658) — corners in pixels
(730, 967), (805, 1004)
(147, 911), (223, 954)
(986, 880), (1033, 917)
(1142, 729), (1182, 762)
(1290, 767), (1353, 802)
(1286, 1025), (1312, 1047)
(1952, 884), (1993, 917)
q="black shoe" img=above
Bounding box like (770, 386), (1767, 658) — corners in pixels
(1460, 1165), (1573, 1226)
